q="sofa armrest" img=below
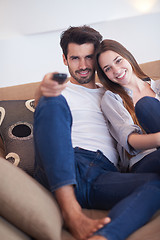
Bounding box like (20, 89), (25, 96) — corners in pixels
(0, 158), (63, 240)
(0, 217), (32, 240)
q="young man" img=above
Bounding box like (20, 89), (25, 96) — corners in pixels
(34, 26), (160, 240)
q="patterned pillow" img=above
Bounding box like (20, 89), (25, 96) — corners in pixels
(0, 99), (35, 176)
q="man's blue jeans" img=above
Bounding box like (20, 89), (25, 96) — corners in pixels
(34, 95), (160, 240)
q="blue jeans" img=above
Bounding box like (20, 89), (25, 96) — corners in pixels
(135, 96), (160, 134)
(131, 96), (160, 173)
(34, 96), (160, 240)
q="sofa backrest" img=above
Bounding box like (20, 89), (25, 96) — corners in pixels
(0, 60), (159, 101)
(139, 60), (160, 80)
(0, 82), (40, 101)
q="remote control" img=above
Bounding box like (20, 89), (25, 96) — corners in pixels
(53, 73), (67, 84)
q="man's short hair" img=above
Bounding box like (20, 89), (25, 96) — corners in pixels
(60, 25), (102, 59)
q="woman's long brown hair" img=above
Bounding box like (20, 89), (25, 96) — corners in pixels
(96, 39), (150, 127)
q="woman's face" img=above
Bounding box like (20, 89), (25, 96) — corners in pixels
(98, 50), (133, 86)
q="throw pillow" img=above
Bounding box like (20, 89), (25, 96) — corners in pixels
(0, 99), (35, 176)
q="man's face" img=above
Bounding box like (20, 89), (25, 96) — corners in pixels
(63, 43), (95, 86)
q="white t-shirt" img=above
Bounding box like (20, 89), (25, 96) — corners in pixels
(62, 81), (119, 166)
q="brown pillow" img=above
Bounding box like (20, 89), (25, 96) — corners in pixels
(0, 100), (35, 176)
(0, 157), (63, 240)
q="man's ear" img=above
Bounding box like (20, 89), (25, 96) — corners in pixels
(63, 54), (68, 66)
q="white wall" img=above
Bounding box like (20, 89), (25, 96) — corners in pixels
(0, 0), (160, 87)
(95, 12), (160, 63)
(1, 0), (160, 39)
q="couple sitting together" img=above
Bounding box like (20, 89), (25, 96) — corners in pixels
(33, 25), (160, 240)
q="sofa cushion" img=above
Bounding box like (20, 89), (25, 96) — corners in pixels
(0, 157), (63, 240)
(0, 99), (35, 176)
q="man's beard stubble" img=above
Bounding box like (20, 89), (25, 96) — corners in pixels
(68, 67), (95, 85)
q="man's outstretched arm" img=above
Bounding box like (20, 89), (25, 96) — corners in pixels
(34, 72), (67, 107)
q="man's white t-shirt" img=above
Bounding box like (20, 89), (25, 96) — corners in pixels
(62, 81), (119, 166)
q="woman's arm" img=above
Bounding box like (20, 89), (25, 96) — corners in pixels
(128, 132), (160, 150)
(101, 90), (142, 155)
(101, 90), (160, 152)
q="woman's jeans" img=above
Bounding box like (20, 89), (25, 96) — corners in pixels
(34, 96), (160, 240)
(135, 96), (160, 133)
(131, 96), (160, 173)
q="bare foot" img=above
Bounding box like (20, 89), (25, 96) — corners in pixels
(88, 235), (107, 240)
(55, 185), (110, 240)
(64, 209), (110, 240)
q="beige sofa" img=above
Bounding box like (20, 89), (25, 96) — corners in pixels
(0, 60), (160, 240)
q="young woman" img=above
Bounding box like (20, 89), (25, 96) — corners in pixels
(96, 39), (160, 173)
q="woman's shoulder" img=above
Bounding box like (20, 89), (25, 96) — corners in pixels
(150, 78), (160, 85)
(154, 79), (160, 87)
(101, 90), (124, 107)
(151, 79), (160, 94)
(103, 90), (123, 102)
